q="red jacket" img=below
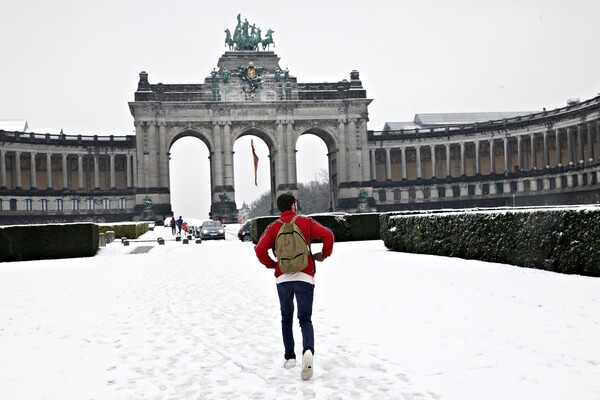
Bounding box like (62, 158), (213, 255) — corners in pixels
(255, 211), (334, 278)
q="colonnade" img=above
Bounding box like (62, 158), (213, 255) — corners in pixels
(0, 149), (136, 191)
(372, 121), (600, 182)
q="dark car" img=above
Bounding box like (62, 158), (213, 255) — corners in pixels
(238, 219), (254, 242)
(200, 220), (225, 240)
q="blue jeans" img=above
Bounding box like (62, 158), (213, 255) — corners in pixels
(276, 281), (315, 360)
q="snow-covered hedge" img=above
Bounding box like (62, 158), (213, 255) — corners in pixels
(98, 222), (149, 239)
(0, 223), (99, 262)
(380, 208), (600, 277)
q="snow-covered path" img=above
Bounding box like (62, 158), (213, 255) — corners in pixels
(1, 225), (599, 399)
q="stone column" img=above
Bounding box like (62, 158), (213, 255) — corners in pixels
(15, 151), (22, 188)
(158, 121), (169, 188)
(286, 121), (297, 185)
(596, 121), (600, 161)
(276, 122), (286, 190)
(567, 127), (574, 165)
(46, 153), (52, 189)
(517, 136), (523, 170)
(489, 139), (495, 174)
(577, 124), (584, 163)
(460, 142), (466, 176)
(30, 152), (37, 189)
(445, 144), (451, 177)
(360, 119), (371, 182)
(543, 130), (549, 168)
(503, 138), (509, 173)
(134, 121), (146, 188)
(401, 147), (407, 180)
(212, 122), (223, 188)
(587, 122), (594, 162)
(347, 119), (358, 182)
(0, 150), (6, 188)
(474, 141), (480, 174)
(430, 145), (436, 178)
(110, 153), (116, 189)
(370, 148), (376, 180)
(336, 119), (347, 184)
(78, 154), (84, 189)
(530, 134), (536, 170)
(385, 148), (392, 180)
(223, 122), (234, 189)
(132, 152), (138, 188)
(126, 153), (133, 188)
(94, 155), (100, 189)
(555, 129), (562, 166)
(62, 153), (68, 189)
(415, 146), (422, 179)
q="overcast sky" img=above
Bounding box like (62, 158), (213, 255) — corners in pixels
(2, 0), (599, 219)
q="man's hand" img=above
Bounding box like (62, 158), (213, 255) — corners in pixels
(313, 252), (325, 262)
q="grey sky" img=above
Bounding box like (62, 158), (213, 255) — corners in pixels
(1, 0), (599, 219)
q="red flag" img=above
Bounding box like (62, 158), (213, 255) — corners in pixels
(251, 139), (259, 186)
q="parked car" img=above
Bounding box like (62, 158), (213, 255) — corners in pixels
(238, 219), (254, 242)
(200, 220), (226, 240)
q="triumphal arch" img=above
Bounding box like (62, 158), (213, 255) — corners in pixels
(129, 17), (372, 221)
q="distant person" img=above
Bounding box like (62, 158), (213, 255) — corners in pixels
(254, 193), (334, 381)
(176, 216), (183, 235)
(170, 217), (177, 235)
(182, 221), (188, 235)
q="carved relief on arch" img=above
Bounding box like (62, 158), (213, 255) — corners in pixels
(167, 125), (215, 152)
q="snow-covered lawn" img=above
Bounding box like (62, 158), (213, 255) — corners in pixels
(1, 225), (599, 399)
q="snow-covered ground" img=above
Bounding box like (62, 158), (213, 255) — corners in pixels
(1, 224), (599, 400)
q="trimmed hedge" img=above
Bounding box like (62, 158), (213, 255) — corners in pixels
(0, 223), (99, 262)
(380, 208), (600, 277)
(98, 222), (149, 239)
(252, 213), (381, 243)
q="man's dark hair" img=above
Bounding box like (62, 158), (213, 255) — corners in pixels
(277, 193), (296, 212)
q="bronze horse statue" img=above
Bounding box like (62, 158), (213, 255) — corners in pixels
(261, 29), (275, 50)
(224, 29), (234, 51)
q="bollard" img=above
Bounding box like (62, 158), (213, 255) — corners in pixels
(182, 238), (189, 244)
(99, 233), (106, 247)
(187, 235), (192, 240)
(195, 239), (202, 244)
(176, 236), (181, 242)
(106, 231), (115, 244)
(157, 238), (165, 245)
(123, 240), (130, 246)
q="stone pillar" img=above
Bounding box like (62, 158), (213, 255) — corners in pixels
(385, 148), (392, 180)
(94, 155), (100, 189)
(460, 142), (466, 176)
(158, 121), (169, 188)
(132, 152), (138, 188)
(223, 122), (234, 189)
(567, 127), (574, 165)
(530, 134), (536, 170)
(587, 122), (594, 162)
(46, 153), (52, 189)
(370, 148), (376, 180)
(474, 141), (480, 174)
(62, 153), (68, 189)
(415, 146), (422, 179)
(126, 153), (133, 188)
(555, 129), (562, 166)
(360, 119), (371, 182)
(0, 150), (6, 188)
(489, 139), (495, 174)
(212, 122), (223, 188)
(77, 154), (83, 189)
(15, 151), (22, 188)
(596, 121), (600, 161)
(401, 147), (407, 180)
(286, 121), (297, 185)
(445, 144), (451, 177)
(347, 119), (358, 182)
(110, 153), (116, 189)
(503, 138), (509, 173)
(276, 122), (286, 190)
(577, 124), (584, 163)
(337, 119), (347, 184)
(134, 121), (146, 188)
(430, 145), (436, 178)
(543, 130), (549, 168)
(517, 136), (523, 170)
(30, 152), (37, 189)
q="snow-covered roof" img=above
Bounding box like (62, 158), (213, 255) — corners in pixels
(0, 120), (28, 132)
(383, 111), (538, 132)
(26, 127), (64, 135)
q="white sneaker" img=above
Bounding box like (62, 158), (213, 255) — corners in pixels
(283, 359), (296, 369)
(301, 350), (313, 380)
